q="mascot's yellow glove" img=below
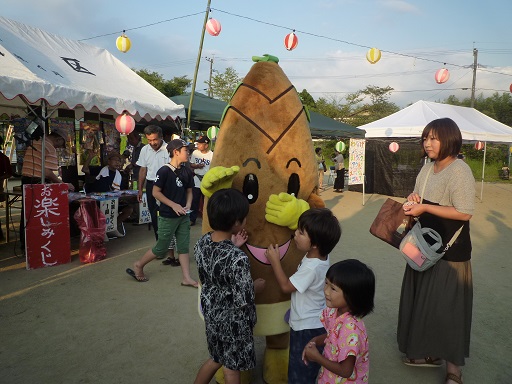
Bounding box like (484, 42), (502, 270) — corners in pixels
(265, 193), (310, 230)
(200, 166), (240, 198)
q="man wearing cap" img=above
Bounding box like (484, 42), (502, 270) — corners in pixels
(127, 139), (198, 287)
(20, 131), (75, 248)
(188, 135), (213, 226)
(136, 125), (169, 239)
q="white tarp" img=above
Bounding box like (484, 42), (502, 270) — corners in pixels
(0, 16), (185, 121)
(358, 100), (512, 143)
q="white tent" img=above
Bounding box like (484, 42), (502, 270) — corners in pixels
(358, 100), (512, 201)
(359, 100), (512, 143)
(0, 16), (185, 121)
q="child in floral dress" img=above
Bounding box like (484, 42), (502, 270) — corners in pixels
(302, 259), (375, 383)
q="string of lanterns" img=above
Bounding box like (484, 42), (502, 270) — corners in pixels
(114, 14), (489, 88)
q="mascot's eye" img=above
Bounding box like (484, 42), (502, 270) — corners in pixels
(287, 173), (300, 197)
(243, 173), (259, 204)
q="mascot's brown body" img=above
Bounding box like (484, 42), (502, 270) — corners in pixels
(201, 55), (324, 383)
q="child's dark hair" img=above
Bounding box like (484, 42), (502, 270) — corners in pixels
(207, 188), (249, 232)
(326, 259), (375, 318)
(298, 208), (341, 256)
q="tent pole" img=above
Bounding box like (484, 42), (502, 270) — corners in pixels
(187, 0), (211, 132)
(41, 100), (47, 185)
(480, 141), (487, 202)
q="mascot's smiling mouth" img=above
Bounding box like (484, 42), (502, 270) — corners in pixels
(245, 240), (291, 264)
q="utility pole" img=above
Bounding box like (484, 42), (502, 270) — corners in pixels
(205, 56), (214, 97)
(470, 48), (478, 108)
(188, 0), (211, 129)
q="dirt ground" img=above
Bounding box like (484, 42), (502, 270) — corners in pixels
(0, 181), (511, 384)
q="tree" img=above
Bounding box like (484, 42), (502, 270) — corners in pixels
(298, 89), (316, 110)
(347, 85), (399, 126)
(443, 92), (512, 127)
(206, 67), (242, 102)
(134, 69), (191, 97)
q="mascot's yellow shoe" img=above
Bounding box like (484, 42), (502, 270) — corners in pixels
(214, 368), (252, 384)
(263, 348), (289, 384)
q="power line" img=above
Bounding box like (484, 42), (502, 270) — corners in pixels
(78, 12), (203, 41)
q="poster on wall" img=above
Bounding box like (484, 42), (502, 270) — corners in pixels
(348, 138), (366, 186)
(24, 183), (71, 269)
(49, 118), (76, 166)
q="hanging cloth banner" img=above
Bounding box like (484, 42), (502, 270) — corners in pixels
(348, 138), (365, 186)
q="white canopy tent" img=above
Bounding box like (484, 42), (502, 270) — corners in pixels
(359, 100), (512, 200)
(0, 16), (185, 121)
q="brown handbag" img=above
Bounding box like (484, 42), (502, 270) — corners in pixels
(369, 198), (413, 249)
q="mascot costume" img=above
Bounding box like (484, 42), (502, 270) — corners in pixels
(200, 54), (324, 383)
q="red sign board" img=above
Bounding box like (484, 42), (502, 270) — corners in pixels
(23, 184), (71, 269)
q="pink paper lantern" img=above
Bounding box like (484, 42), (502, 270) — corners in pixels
(284, 32), (298, 51)
(474, 141), (484, 150)
(115, 113), (135, 135)
(206, 18), (221, 36)
(435, 68), (450, 84)
(389, 142), (399, 153)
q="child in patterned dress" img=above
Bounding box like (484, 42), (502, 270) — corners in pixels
(302, 259), (375, 383)
(194, 188), (265, 384)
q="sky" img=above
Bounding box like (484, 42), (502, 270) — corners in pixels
(2, 0), (512, 108)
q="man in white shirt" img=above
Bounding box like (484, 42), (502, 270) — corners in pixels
(136, 125), (169, 239)
(189, 135), (213, 226)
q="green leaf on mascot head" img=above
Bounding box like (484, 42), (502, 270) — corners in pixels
(220, 104), (231, 126)
(252, 54), (279, 63)
(229, 82), (243, 101)
(303, 105), (311, 123)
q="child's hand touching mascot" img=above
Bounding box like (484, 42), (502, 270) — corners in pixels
(201, 55), (324, 383)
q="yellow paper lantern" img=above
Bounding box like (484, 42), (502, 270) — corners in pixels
(116, 32), (131, 53)
(366, 48), (381, 64)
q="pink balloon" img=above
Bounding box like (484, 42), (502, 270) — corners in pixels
(206, 18), (221, 36)
(475, 141), (484, 150)
(115, 114), (135, 135)
(389, 142), (399, 153)
(435, 68), (450, 84)
(284, 32), (298, 51)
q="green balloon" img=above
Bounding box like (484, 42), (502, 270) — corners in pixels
(335, 141), (346, 152)
(207, 126), (220, 140)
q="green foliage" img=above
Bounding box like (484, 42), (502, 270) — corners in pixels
(443, 92), (512, 127)
(134, 69), (191, 97)
(206, 67), (243, 102)
(299, 89), (316, 110)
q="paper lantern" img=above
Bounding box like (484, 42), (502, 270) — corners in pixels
(389, 142), (399, 153)
(509, 84), (512, 93)
(116, 32), (131, 53)
(115, 113), (135, 135)
(435, 68), (450, 84)
(335, 141), (346, 153)
(474, 141), (484, 150)
(206, 18), (221, 36)
(366, 48), (381, 64)
(284, 32), (298, 51)
(207, 126), (220, 140)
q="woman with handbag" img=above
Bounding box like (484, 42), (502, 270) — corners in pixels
(398, 118), (475, 384)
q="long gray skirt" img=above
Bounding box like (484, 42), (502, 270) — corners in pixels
(397, 259), (473, 366)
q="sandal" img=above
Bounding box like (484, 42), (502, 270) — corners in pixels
(446, 371), (463, 384)
(403, 357), (442, 367)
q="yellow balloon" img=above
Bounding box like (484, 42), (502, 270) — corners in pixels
(116, 34), (131, 53)
(366, 48), (381, 64)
